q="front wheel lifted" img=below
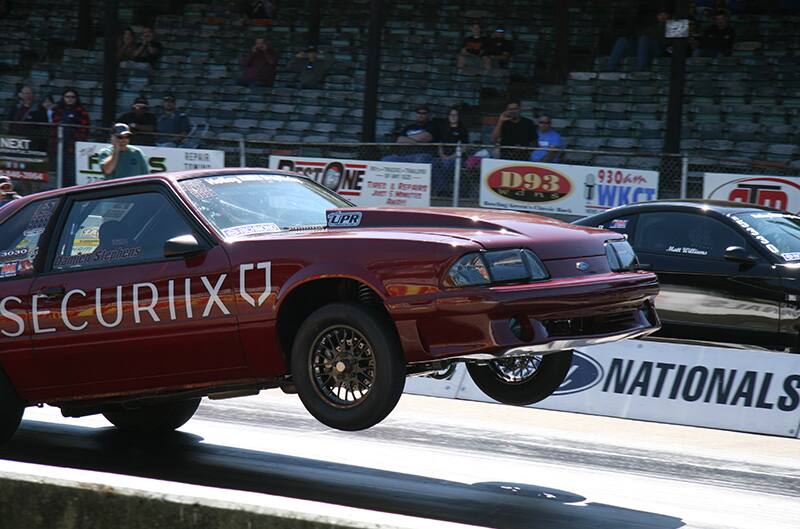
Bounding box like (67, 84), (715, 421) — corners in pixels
(103, 398), (201, 434)
(291, 302), (405, 431)
(466, 350), (573, 406)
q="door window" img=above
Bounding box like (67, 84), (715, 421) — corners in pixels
(0, 199), (59, 280)
(634, 212), (746, 259)
(52, 192), (195, 271)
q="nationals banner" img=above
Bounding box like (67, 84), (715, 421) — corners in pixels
(480, 159), (659, 216)
(704, 173), (800, 213)
(268, 155), (431, 207)
(0, 135), (49, 182)
(75, 142), (225, 185)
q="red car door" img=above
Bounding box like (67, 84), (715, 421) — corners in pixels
(27, 185), (247, 401)
(0, 198), (60, 398)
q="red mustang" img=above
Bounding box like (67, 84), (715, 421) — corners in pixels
(0, 169), (659, 441)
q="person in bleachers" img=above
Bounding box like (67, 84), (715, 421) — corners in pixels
(382, 105), (440, 165)
(606, 8), (672, 71)
(485, 27), (514, 70)
(238, 37), (278, 87)
(457, 23), (490, 74)
(117, 27), (138, 62)
(490, 100), (536, 161)
(117, 97), (157, 146)
(32, 95), (56, 124)
(133, 26), (163, 67)
(287, 46), (334, 89)
(53, 88), (90, 187)
(0, 176), (22, 208)
(5, 85), (37, 136)
(155, 94), (191, 147)
(694, 11), (736, 57)
(242, 0), (276, 19)
(530, 116), (563, 163)
(433, 106), (470, 195)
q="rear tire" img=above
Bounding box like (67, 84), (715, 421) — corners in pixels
(103, 398), (201, 434)
(0, 368), (24, 444)
(466, 350), (574, 406)
(291, 302), (406, 431)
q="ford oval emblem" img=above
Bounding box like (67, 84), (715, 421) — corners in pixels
(553, 351), (604, 395)
(576, 261), (590, 272)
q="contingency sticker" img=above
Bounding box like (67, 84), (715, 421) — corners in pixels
(222, 223), (281, 238)
(327, 211), (363, 228)
(1, 262), (17, 278)
(781, 252), (800, 262)
(0, 248), (27, 261)
(609, 219), (628, 229)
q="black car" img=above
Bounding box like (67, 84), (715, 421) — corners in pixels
(574, 200), (800, 352)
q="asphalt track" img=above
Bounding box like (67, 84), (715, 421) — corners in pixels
(1, 391), (798, 529)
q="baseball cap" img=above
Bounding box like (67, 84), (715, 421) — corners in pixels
(0, 175), (12, 185)
(163, 94), (175, 101)
(494, 27), (506, 33)
(111, 123), (132, 137)
(132, 96), (148, 107)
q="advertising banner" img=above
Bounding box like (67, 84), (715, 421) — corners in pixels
(406, 341), (800, 438)
(75, 142), (225, 185)
(268, 155), (431, 207)
(0, 136), (49, 182)
(704, 173), (800, 212)
(479, 159), (659, 216)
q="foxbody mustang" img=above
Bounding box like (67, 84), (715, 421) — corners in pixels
(0, 169), (659, 441)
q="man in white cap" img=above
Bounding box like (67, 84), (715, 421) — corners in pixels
(0, 176), (21, 208)
(98, 123), (149, 180)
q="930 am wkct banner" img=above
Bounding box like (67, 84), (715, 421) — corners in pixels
(479, 159), (659, 216)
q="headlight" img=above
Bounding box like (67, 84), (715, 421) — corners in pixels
(443, 249), (549, 287)
(605, 239), (638, 271)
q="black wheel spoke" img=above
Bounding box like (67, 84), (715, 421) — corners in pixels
(310, 324), (376, 408)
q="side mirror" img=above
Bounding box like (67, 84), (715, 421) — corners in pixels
(164, 234), (206, 258)
(724, 245), (757, 264)
(635, 263), (653, 272)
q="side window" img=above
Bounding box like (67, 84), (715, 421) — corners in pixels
(0, 199), (59, 280)
(600, 214), (637, 239)
(634, 212), (745, 259)
(52, 192), (195, 271)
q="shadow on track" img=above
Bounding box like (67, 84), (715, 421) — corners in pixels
(1, 421), (685, 529)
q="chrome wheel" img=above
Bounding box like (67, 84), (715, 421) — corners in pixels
(310, 325), (376, 408)
(489, 356), (543, 384)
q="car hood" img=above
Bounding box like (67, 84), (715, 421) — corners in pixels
(241, 207), (619, 260)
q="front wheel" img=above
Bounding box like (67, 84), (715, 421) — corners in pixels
(0, 369), (24, 444)
(291, 302), (406, 431)
(103, 398), (201, 434)
(466, 350), (573, 406)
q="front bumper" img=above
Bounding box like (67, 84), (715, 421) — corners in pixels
(389, 271), (660, 363)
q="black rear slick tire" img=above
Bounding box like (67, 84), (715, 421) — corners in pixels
(103, 398), (201, 434)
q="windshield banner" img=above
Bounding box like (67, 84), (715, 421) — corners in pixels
(268, 155), (431, 207)
(704, 173), (800, 213)
(75, 142), (225, 185)
(406, 341), (800, 438)
(479, 159), (659, 216)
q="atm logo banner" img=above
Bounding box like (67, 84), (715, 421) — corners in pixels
(704, 173), (800, 212)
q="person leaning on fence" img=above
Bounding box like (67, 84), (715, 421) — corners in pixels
(5, 84), (38, 137)
(433, 106), (469, 195)
(117, 97), (157, 146)
(155, 94), (191, 147)
(382, 105), (440, 165)
(0, 176), (21, 208)
(53, 88), (90, 187)
(99, 124), (149, 181)
(529, 115), (563, 163)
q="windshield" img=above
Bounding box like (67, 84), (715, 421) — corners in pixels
(180, 174), (350, 237)
(729, 211), (800, 261)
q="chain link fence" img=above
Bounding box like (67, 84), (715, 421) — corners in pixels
(4, 120), (800, 217)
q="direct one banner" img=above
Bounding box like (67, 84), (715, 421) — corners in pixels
(704, 173), (800, 213)
(268, 155), (431, 207)
(405, 341), (800, 438)
(0, 135), (49, 182)
(480, 159), (659, 216)
(75, 142), (225, 185)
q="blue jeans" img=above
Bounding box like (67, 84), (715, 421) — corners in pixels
(432, 157), (456, 196)
(606, 35), (662, 71)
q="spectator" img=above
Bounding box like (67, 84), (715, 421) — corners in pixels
(53, 88), (90, 187)
(32, 95), (56, 124)
(0, 176), (21, 208)
(99, 124), (149, 180)
(5, 85), (37, 136)
(694, 12), (736, 57)
(133, 26), (163, 66)
(117, 97), (157, 146)
(238, 37), (278, 87)
(490, 100), (536, 160)
(287, 46), (333, 89)
(606, 9), (671, 71)
(457, 23), (490, 74)
(155, 94), (191, 147)
(433, 106), (469, 194)
(382, 105), (439, 164)
(117, 27), (138, 62)
(485, 27), (514, 70)
(530, 115), (564, 163)
(243, 0), (276, 19)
